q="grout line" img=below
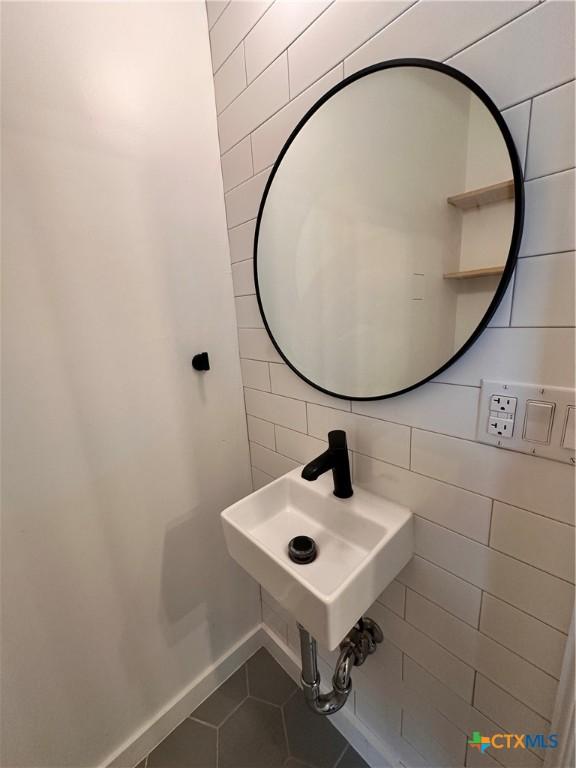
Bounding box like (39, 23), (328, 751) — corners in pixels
(280, 698), (291, 760)
(333, 743), (350, 768)
(519, 248), (576, 259)
(242, 39), (248, 85)
(339, 0), (419, 78)
(251, 464), (275, 486)
(404, 665), (552, 763)
(224, 163), (271, 198)
(207, 0), (230, 32)
(402, 596), (560, 689)
(414, 510), (574, 584)
(443, 0), (541, 64)
(471, 669), (479, 711)
(242, 387), (256, 493)
(215, 42), (246, 116)
(228, 217), (256, 234)
(488, 540), (574, 582)
(525, 165), (576, 184)
(506, 270), (518, 329)
(211, 3), (273, 77)
(410, 425), (575, 470)
(247, 693), (284, 709)
(217, 695), (248, 730)
(248, 131), (255, 177)
(524, 97), (534, 173)
(487, 499), (495, 547)
(404, 645), (551, 730)
(188, 715), (218, 729)
(509, 322), (576, 332)
(218, 47), (289, 126)
(497, 77), (576, 112)
(252, 424), (572, 532)
(258, 585), (264, 626)
(478, 590), (487, 633)
(249, 434), (276, 451)
(412, 549), (572, 635)
(399, 582), (480, 630)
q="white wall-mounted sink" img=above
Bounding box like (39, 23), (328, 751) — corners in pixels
(221, 468), (413, 650)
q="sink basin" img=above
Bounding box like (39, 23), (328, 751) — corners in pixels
(221, 468), (413, 650)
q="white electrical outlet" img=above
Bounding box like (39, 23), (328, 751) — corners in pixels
(487, 415), (514, 438)
(490, 394), (517, 415)
(477, 380), (576, 464)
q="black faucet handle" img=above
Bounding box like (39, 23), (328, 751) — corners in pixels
(328, 430), (348, 452)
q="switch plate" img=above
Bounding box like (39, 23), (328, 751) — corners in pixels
(523, 401), (555, 444)
(562, 407), (576, 451)
(477, 380), (575, 464)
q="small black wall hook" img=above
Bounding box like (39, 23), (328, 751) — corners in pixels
(192, 352), (210, 371)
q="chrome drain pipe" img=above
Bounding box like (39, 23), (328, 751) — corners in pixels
(298, 624), (353, 715)
(297, 617), (384, 716)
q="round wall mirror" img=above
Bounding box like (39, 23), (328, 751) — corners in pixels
(254, 59), (524, 400)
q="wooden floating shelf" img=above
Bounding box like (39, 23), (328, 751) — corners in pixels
(444, 266), (505, 280)
(447, 179), (514, 210)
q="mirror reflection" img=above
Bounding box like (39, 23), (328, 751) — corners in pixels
(256, 63), (521, 399)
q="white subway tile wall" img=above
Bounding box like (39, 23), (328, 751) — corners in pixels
(205, 1), (575, 764)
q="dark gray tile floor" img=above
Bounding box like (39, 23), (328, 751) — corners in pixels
(139, 648), (369, 768)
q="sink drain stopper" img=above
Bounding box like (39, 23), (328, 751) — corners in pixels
(288, 536), (317, 564)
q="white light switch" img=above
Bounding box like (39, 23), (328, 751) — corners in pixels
(523, 401), (555, 444)
(562, 407), (575, 451)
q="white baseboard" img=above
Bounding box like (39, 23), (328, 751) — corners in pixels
(102, 625), (265, 768)
(260, 625), (401, 768)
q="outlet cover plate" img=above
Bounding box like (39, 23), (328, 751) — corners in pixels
(477, 380), (575, 465)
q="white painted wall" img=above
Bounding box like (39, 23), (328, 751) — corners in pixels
(207, 1), (575, 766)
(1, 3), (259, 766)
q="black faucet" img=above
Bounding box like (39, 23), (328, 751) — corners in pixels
(301, 430), (353, 498)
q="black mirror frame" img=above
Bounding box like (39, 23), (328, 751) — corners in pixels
(253, 58), (524, 402)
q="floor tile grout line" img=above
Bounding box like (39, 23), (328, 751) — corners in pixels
(280, 693), (291, 762)
(332, 743), (350, 768)
(217, 691), (250, 730)
(188, 715), (218, 729)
